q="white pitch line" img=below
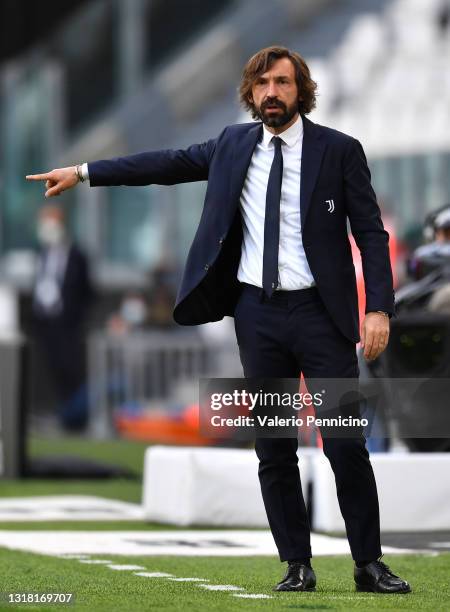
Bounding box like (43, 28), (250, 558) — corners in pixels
(134, 572), (174, 578)
(0, 530), (414, 557)
(57, 554), (90, 559)
(423, 551), (441, 556)
(321, 595), (377, 600)
(79, 559), (113, 564)
(232, 594), (273, 599)
(168, 577), (209, 582)
(197, 584), (245, 591)
(107, 564), (146, 571)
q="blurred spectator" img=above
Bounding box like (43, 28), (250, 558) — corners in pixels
(32, 204), (93, 431)
(147, 262), (177, 328)
(434, 208), (450, 243)
(437, 0), (450, 35)
(107, 290), (149, 335)
(106, 264), (176, 335)
(408, 206), (450, 280)
(424, 207), (450, 315)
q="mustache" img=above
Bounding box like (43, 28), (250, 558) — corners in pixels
(261, 98), (287, 112)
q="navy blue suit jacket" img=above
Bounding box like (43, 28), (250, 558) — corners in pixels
(89, 115), (395, 343)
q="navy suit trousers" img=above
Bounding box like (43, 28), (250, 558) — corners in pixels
(233, 283), (382, 563)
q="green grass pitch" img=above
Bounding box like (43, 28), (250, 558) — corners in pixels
(1, 436), (449, 610)
(0, 550), (449, 611)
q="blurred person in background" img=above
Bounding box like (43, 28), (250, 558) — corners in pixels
(27, 45), (410, 595)
(437, 0), (450, 36)
(107, 290), (149, 336)
(430, 208), (450, 244)
(33, 204), (93, 432)
(146, 262), (177, 328)
(106, 262), (176, 335)
(408, 206), (450, 316)
(408, 206), (450, 280)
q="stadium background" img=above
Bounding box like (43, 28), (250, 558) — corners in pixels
(0, 0), (449, 610)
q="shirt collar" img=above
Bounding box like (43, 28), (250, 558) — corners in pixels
(261, 113), (303, 149)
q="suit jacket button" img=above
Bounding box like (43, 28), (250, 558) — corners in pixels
(219, 238), (224, 245)
(204, 264), (210, 271)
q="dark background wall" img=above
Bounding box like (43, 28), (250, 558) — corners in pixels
(0, 0), (89, 63)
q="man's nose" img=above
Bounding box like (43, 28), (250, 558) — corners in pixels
(267, 81), (279, 97)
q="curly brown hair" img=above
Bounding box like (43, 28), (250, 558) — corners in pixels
(239, 46), (317, 119)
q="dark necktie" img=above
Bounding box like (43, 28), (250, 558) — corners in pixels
(262, 136), (283, 298)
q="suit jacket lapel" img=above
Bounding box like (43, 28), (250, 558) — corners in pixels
(229, 123), (262, 207)
(228, 118), (326, 230)
(300, 115), (326, 231)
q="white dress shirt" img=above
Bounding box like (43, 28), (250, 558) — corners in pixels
(81, 163), (90, 181)
(237, 114), (315, 290)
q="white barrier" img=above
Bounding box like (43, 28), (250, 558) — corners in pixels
(142, 445), (312, 527)
(311, 452), (450, 532)
(143, 446), (450, 531)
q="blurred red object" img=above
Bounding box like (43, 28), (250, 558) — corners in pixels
(350, 214), (398, 338)
(115, 403), (219, 446)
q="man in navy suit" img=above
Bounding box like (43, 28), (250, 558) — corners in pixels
(27, 45), (410, 594)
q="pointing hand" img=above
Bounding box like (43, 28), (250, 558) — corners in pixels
(26, 166), (80, 198)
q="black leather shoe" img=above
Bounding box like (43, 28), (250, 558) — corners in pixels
(274, 563), (316, 592)
(354, 559), (411, 593)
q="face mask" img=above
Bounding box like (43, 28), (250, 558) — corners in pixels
(37, 219), (65, 246)
(120, 299), (147, 326)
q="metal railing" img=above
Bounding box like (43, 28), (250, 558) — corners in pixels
(87, 329), (216, 438)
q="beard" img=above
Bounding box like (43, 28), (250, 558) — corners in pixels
(255, 97), (298, 128)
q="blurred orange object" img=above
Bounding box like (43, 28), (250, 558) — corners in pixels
(114, 403), (217, 446)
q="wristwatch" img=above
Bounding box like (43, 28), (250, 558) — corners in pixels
(75, 164), (85, 183)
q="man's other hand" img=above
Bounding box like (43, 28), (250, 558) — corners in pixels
(361, 312), (390, 361)
(26, 166), (79, 198)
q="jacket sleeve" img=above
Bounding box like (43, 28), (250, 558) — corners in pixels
(87, 138), (218, 187)
(343, 137), (396, 316)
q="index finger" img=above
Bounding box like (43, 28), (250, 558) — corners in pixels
(363, 329), (375, 360)
(26, 173), (51, 181)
